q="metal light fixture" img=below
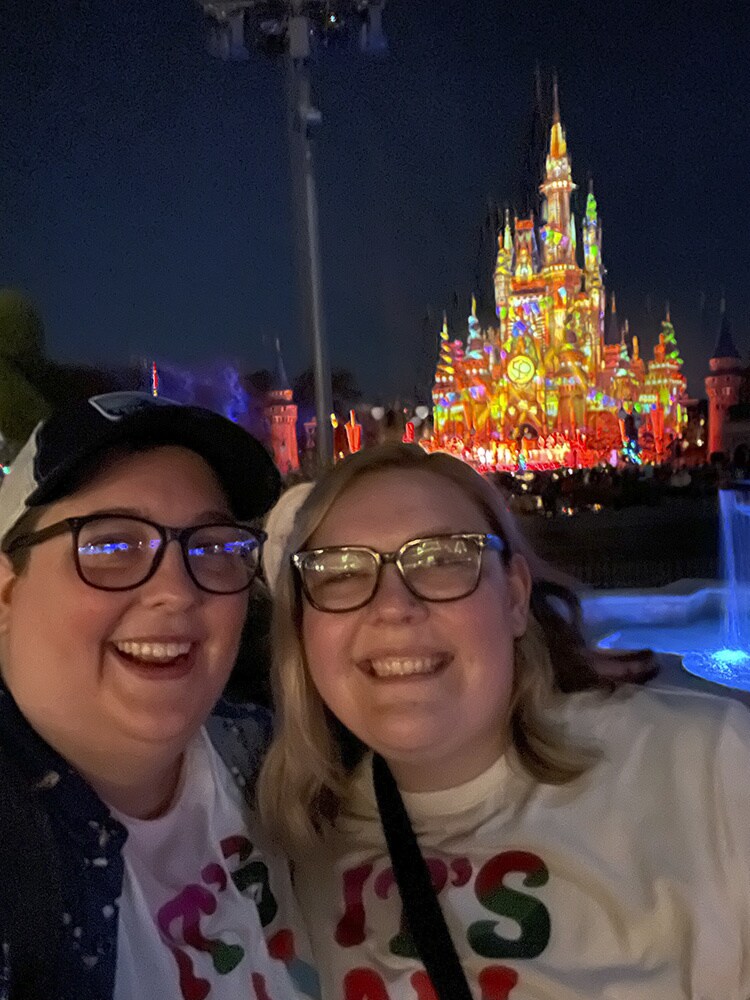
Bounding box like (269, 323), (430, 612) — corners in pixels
(195, 0), (387, 467)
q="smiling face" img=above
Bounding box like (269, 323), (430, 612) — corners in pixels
(0, 446), (248, 782)
(300, 467), (531, 791)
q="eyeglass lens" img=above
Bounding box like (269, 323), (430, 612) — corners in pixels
(301, 535), (484, 611)
(76, 517), (260, 593)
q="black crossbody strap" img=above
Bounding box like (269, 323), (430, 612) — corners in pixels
(372, 753), (474, 1000)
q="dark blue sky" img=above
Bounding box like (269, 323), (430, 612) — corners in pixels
(1, 0), (748, 400)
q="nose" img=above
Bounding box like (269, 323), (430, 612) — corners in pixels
(140, 538), (201, 609)
(366, 562), (427, 624)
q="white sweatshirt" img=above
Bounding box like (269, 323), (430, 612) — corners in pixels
(294, 687), (750, 1000)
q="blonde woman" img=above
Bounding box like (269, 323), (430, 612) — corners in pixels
(260, 443), (750, 1000)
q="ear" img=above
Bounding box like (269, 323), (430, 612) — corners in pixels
(505, 553), (532, 639)
(0, 553), (18, 635)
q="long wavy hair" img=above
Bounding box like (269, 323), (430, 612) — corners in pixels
(257, 444), (655, 851)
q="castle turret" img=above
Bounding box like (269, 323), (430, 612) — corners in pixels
(705, 300), (743, 457)
(583, 181), (603, 291)
(605, 290), (619, 344)
(264, 339), (299, 474)
(465, 295), (486, 362)
(513, 218), (540, 283)
(539, 78), (577, 271)
(582, 179), (604, 373)
(493, 208), (513, 332)
(630, 335), (646, 384)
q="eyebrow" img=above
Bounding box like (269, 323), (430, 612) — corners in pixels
(82, 507), (236, 523)
(313, 529), (479, 548)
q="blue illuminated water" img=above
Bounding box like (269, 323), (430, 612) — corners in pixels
(597, 615), (750, 693)
(590, 483), (750, 693)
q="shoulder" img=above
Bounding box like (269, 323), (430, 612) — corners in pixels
(560, 685), (750, 794)
(205, 699), (274, 799)
(0, 748), (64, 995)
(562, 684), (748, 740)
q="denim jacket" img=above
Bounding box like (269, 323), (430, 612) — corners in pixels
(0, 684), (272, 1000)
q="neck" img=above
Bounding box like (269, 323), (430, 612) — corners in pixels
(2, 681), (189, 819)
(385, 740), (507, 793)
(85, 753), (185, 819)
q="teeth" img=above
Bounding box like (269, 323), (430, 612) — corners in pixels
(114, 641), (191, 663)
(369, 656), (443, 678)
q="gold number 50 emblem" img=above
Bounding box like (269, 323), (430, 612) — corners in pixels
(507, 354), (535, 386)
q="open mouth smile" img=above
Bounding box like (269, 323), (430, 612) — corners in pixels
(111, 639), (194, 672)
(360, 654), (450, 679)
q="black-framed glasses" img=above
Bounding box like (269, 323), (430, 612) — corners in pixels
(292, 532), (506, 613)
(5, 514), (266, 594)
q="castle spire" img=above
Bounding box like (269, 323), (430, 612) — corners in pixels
(272, 337), (291, 390)
(665, 300), (671, 323)
(583, 179), (602, 285)
(540, 76), (574, 268)
(706, 298), (742, 456)
(504, 207), (512, 249)
(606, 291), (619, 344)
(549, 73), (567, 159)
(552, 72), (560, 125)
(712, 305), (740, 360)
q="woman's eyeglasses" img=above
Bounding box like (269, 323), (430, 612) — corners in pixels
(292, 532), (506, 613)
(5, 514), (265, 594)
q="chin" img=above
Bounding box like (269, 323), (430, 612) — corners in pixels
(375, 737), (441, 765)
(119, 708), (201, 750)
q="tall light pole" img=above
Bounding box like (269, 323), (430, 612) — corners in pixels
(196, 0), (386, 469)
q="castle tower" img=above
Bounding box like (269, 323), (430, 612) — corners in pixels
(493, 208), (513, 332)
(582, 179), (604, 373)
(538, 79), (581, 355)
(539, 78), (577, 272)
(465, 294), (487, 364)
(705, 301), (743, 457)
(264, 339), (299, 474)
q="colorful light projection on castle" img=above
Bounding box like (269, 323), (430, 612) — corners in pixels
(430, 86), (688, 470)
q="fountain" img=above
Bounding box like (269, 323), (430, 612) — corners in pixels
(588, 482), (750, 694)
(681, 482), (750, 690)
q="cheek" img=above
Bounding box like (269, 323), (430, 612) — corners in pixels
(2, 584), (123, 712)
(301, 609), (351, 693)
(11, 579), (117, 650)
(207, 596), (248, 659)
(457, 585), (520, 668)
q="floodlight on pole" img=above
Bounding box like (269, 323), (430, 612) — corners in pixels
(195, 1), (387, 468)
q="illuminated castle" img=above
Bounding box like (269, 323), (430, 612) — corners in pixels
(430, 84), (688, 468)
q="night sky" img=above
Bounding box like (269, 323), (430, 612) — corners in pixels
(1, 1), (748, 401)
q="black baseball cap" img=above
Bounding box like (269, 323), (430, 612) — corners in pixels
(0, 392), (281, 544)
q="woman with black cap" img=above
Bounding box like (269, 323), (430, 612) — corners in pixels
(0, 393), (318, 1000)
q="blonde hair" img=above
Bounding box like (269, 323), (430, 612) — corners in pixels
(258, 444), (653, 851)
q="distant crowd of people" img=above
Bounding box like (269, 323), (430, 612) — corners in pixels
(491, 461), (736, 517)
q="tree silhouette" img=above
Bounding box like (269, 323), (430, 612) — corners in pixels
(292, 366), (361, 416)
(0, 290), (50, 453)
